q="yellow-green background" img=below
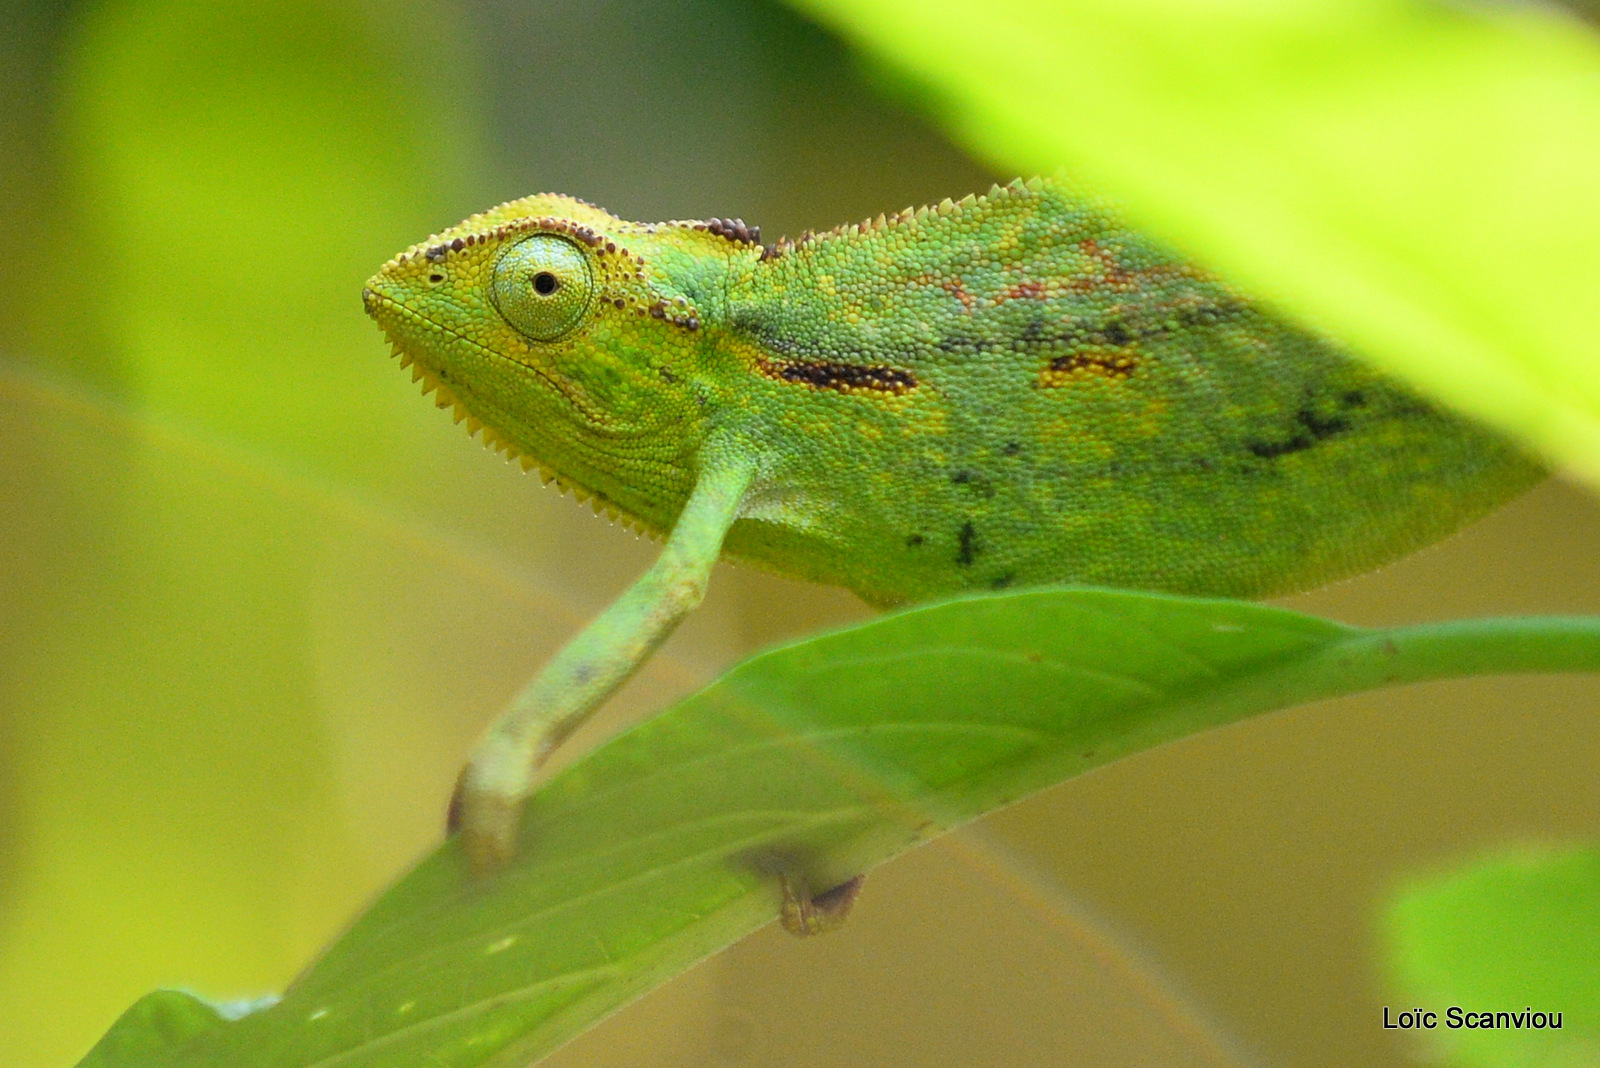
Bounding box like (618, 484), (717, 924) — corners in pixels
(1, 2), (1596, 1066)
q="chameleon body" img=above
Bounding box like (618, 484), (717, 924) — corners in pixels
(364, 177), (1540, 924)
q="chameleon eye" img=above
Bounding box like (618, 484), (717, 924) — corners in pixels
(490, 234), (593, 341)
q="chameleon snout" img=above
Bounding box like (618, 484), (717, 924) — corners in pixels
(361, 277), (395, 323)
(361, 275), (415, 339)
(361, 277), (424, 361)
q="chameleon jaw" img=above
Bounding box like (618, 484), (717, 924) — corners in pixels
(362, 286), (653, 535)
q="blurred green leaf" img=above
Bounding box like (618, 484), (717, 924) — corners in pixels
(78, 991), (237, 1067)
(1386, 845), (1600, 1067)
(781, 0), (1600, 488)
(81, 589), (1600, 1067)
(55, 0), (484, 474)
(0, 1), (496, 1062)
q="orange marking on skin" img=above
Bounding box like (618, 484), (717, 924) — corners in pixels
(996, 279), (1049, 304)
(1072, 238), (1137, 293)
(941, 277), (976, 311)
(1037, 346), (1138, 387)
(1069, 238), (1206, 297)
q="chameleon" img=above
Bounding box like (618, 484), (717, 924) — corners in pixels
(363, 176), (1540, 932)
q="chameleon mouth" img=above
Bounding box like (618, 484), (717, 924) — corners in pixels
(362, 286), (652, 533)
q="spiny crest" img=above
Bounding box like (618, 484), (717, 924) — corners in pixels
(694, 216), (762, 246)
(452, 192), (625, 241)
(759, 177), (1049, 260)
(382, 193), (641, 272)
(384, 342), (654, 538)
(392, 214), (611, 271)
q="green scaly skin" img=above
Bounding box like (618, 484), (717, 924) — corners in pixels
(364, 177), (1540, 927)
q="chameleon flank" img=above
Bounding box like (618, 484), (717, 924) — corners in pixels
(364, 177), (1540, 929)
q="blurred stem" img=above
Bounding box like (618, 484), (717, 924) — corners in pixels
(1201, 615), (1600, 730)
(1332, 616), (1600, 688)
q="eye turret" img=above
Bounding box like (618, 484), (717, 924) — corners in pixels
(490, 234), (594, 341)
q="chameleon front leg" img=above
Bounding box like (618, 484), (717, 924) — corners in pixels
(450, 447), (758, 874)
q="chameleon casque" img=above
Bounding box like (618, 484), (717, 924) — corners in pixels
(363, 177), (1540, 932)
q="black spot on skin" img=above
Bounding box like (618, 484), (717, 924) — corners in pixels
(1170, 299), (1247, 329)
(1246, 437), (1311, 460)
(950, 470), (996, 498)
(1246, 395), (1356, 459)
(766, 360), (917, 394)
(937, 332), (981, 354)
(425, 245), (448, 263)
(990, 572), (1015, 589)
(956, 521), (980, 566)
(1296, 405), (1350, 439)
(1002, 442), (1022, 456)
(659, 367), (678, 384)
(905, 533), (925, 548)
(1101, 319), (1132, 346)
(1023, 298), (1249, 355)
(1343, 390), (1367, 408)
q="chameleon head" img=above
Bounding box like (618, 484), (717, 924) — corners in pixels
(363, 194), (748, 527)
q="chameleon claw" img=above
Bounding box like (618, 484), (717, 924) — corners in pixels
(447, 767), (522, 878)
(779, 873), (866, 936)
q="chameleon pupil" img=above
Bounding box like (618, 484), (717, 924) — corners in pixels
(533, 272), (559, 295)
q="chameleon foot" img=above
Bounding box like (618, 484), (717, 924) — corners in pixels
(779, 874), (866, 936)
(447, 766), (524, 877)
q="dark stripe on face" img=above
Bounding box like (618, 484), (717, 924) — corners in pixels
(758, 358), (917, 394)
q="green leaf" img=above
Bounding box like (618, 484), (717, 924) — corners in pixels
(779, 0), (1600, 487)
(1386, 844), (1600, 1067)
(76, 990), (237, 1067)
(81, 589), (1600, 1067)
